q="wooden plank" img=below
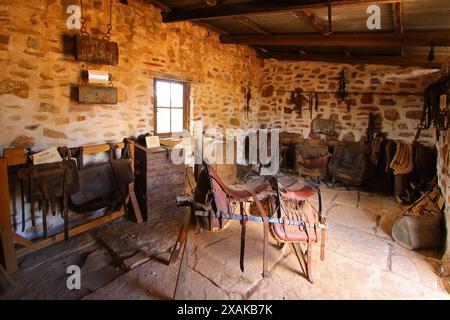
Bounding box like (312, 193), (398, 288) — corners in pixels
(16, 208), (126, 258)
(0, 159), (18, 273)
(3, 148), (27, 166)
(128, 183), (143, 224)
(13, 234), (33, 247)
(162, 0), (400, 22)
(81, 142), (125, 155)
(393, 1), (404, 35)
(234, 16), (272, 35)
(3, 148), (24, 159)
(293, 10), (328, 34)
(258, 51), (444, 68)
(220, 32), (450, 47)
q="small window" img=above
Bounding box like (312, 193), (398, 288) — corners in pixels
(154, 79), (188, 135)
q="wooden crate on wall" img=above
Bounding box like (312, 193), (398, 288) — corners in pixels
(134, 144), (185, 222)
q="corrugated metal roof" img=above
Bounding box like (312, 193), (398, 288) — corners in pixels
(248, 12), (317, 34)
(156, 0), (450, 61)
(162, 0), (255, 10)
(403, 0), (450, 31)
(258, 45), (399, 56)
(207, 17), (262, 34)
(309, 3), (394, 33)
(158, 0), (450, 34)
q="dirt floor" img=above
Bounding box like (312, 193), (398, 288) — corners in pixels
(1, 177), (449, 300)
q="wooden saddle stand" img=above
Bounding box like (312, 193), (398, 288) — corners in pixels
(169, 164), (327, 299)
(0, 140), (143, 274)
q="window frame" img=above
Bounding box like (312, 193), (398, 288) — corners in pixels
(153, 78), (190, 137)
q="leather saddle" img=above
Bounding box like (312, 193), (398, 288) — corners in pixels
(296, 143), (330, 179)
(193, 164), (272, 274)
(332, 145), (370, 186)
(195, 164), (269, 232)
(70, 142), (134, 214)
(270, 184), (322, 243)
(390, 142), (414, 175)
(18, 147), (79, 240)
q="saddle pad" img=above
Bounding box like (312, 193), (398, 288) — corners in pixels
(270, 198), (320, 243)
(70, 162), (116, 206)
(18, 159), (79, 201)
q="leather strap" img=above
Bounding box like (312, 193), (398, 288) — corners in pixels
(247, 190), (269, 278)
(20, 179), (25, 232)
(320, 229), (326, 261)
(75, 147), (84, 170)
(108, 143), (117, 160)
(121, 139), (132, 159)
(62, 163), (70, 241)
(239, 202), (246, 273)
(32, 168), (48, 238)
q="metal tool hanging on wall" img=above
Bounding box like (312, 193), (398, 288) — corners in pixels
(415, 73), (450, 142)
(289, 88), (308, 118)
(315, 92), (319, 112)
(75, 0), (119, 66)
(338, 70), (347, 105)
(243, 85), (252, 119)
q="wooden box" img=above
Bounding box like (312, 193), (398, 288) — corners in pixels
(134, 144), (185, 221)
(78, 85), (117, 104)
(75, 35), (119, 66)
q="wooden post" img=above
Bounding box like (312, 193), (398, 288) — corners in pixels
(0, 159), (18, 273)
(172, 208), (196, 299)
(127, 140), (143, 224)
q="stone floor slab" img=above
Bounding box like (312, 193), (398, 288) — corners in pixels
(333, 190), (359, 208)
(327, 205), (379, 235)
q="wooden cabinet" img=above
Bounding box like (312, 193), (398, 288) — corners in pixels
(134, 144), (185, 221)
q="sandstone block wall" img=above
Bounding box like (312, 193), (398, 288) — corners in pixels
(437, 133), (450, 277)
(258, 60), (441, 146)
(0, 0), (261, 154)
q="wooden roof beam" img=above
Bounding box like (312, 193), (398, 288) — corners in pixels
(142, 0), (228, 35)
(162, 0), (400, 23)
(220, 32), (450, 47)
(257, 51), (444, 68)
(234, 16), (272, 35)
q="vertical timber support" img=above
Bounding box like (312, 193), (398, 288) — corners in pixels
(0, 159), (18, 273)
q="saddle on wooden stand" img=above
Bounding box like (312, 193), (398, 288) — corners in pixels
(69, 142), (135, 214)
(169, 163), (327, 299)
(18, 147), (79, 241)
(270, 181), (326, 283)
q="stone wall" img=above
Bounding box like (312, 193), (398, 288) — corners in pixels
(258, 60), (441, 145)
(0, 0), (261, 154)
(437, 132), (450, 286)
